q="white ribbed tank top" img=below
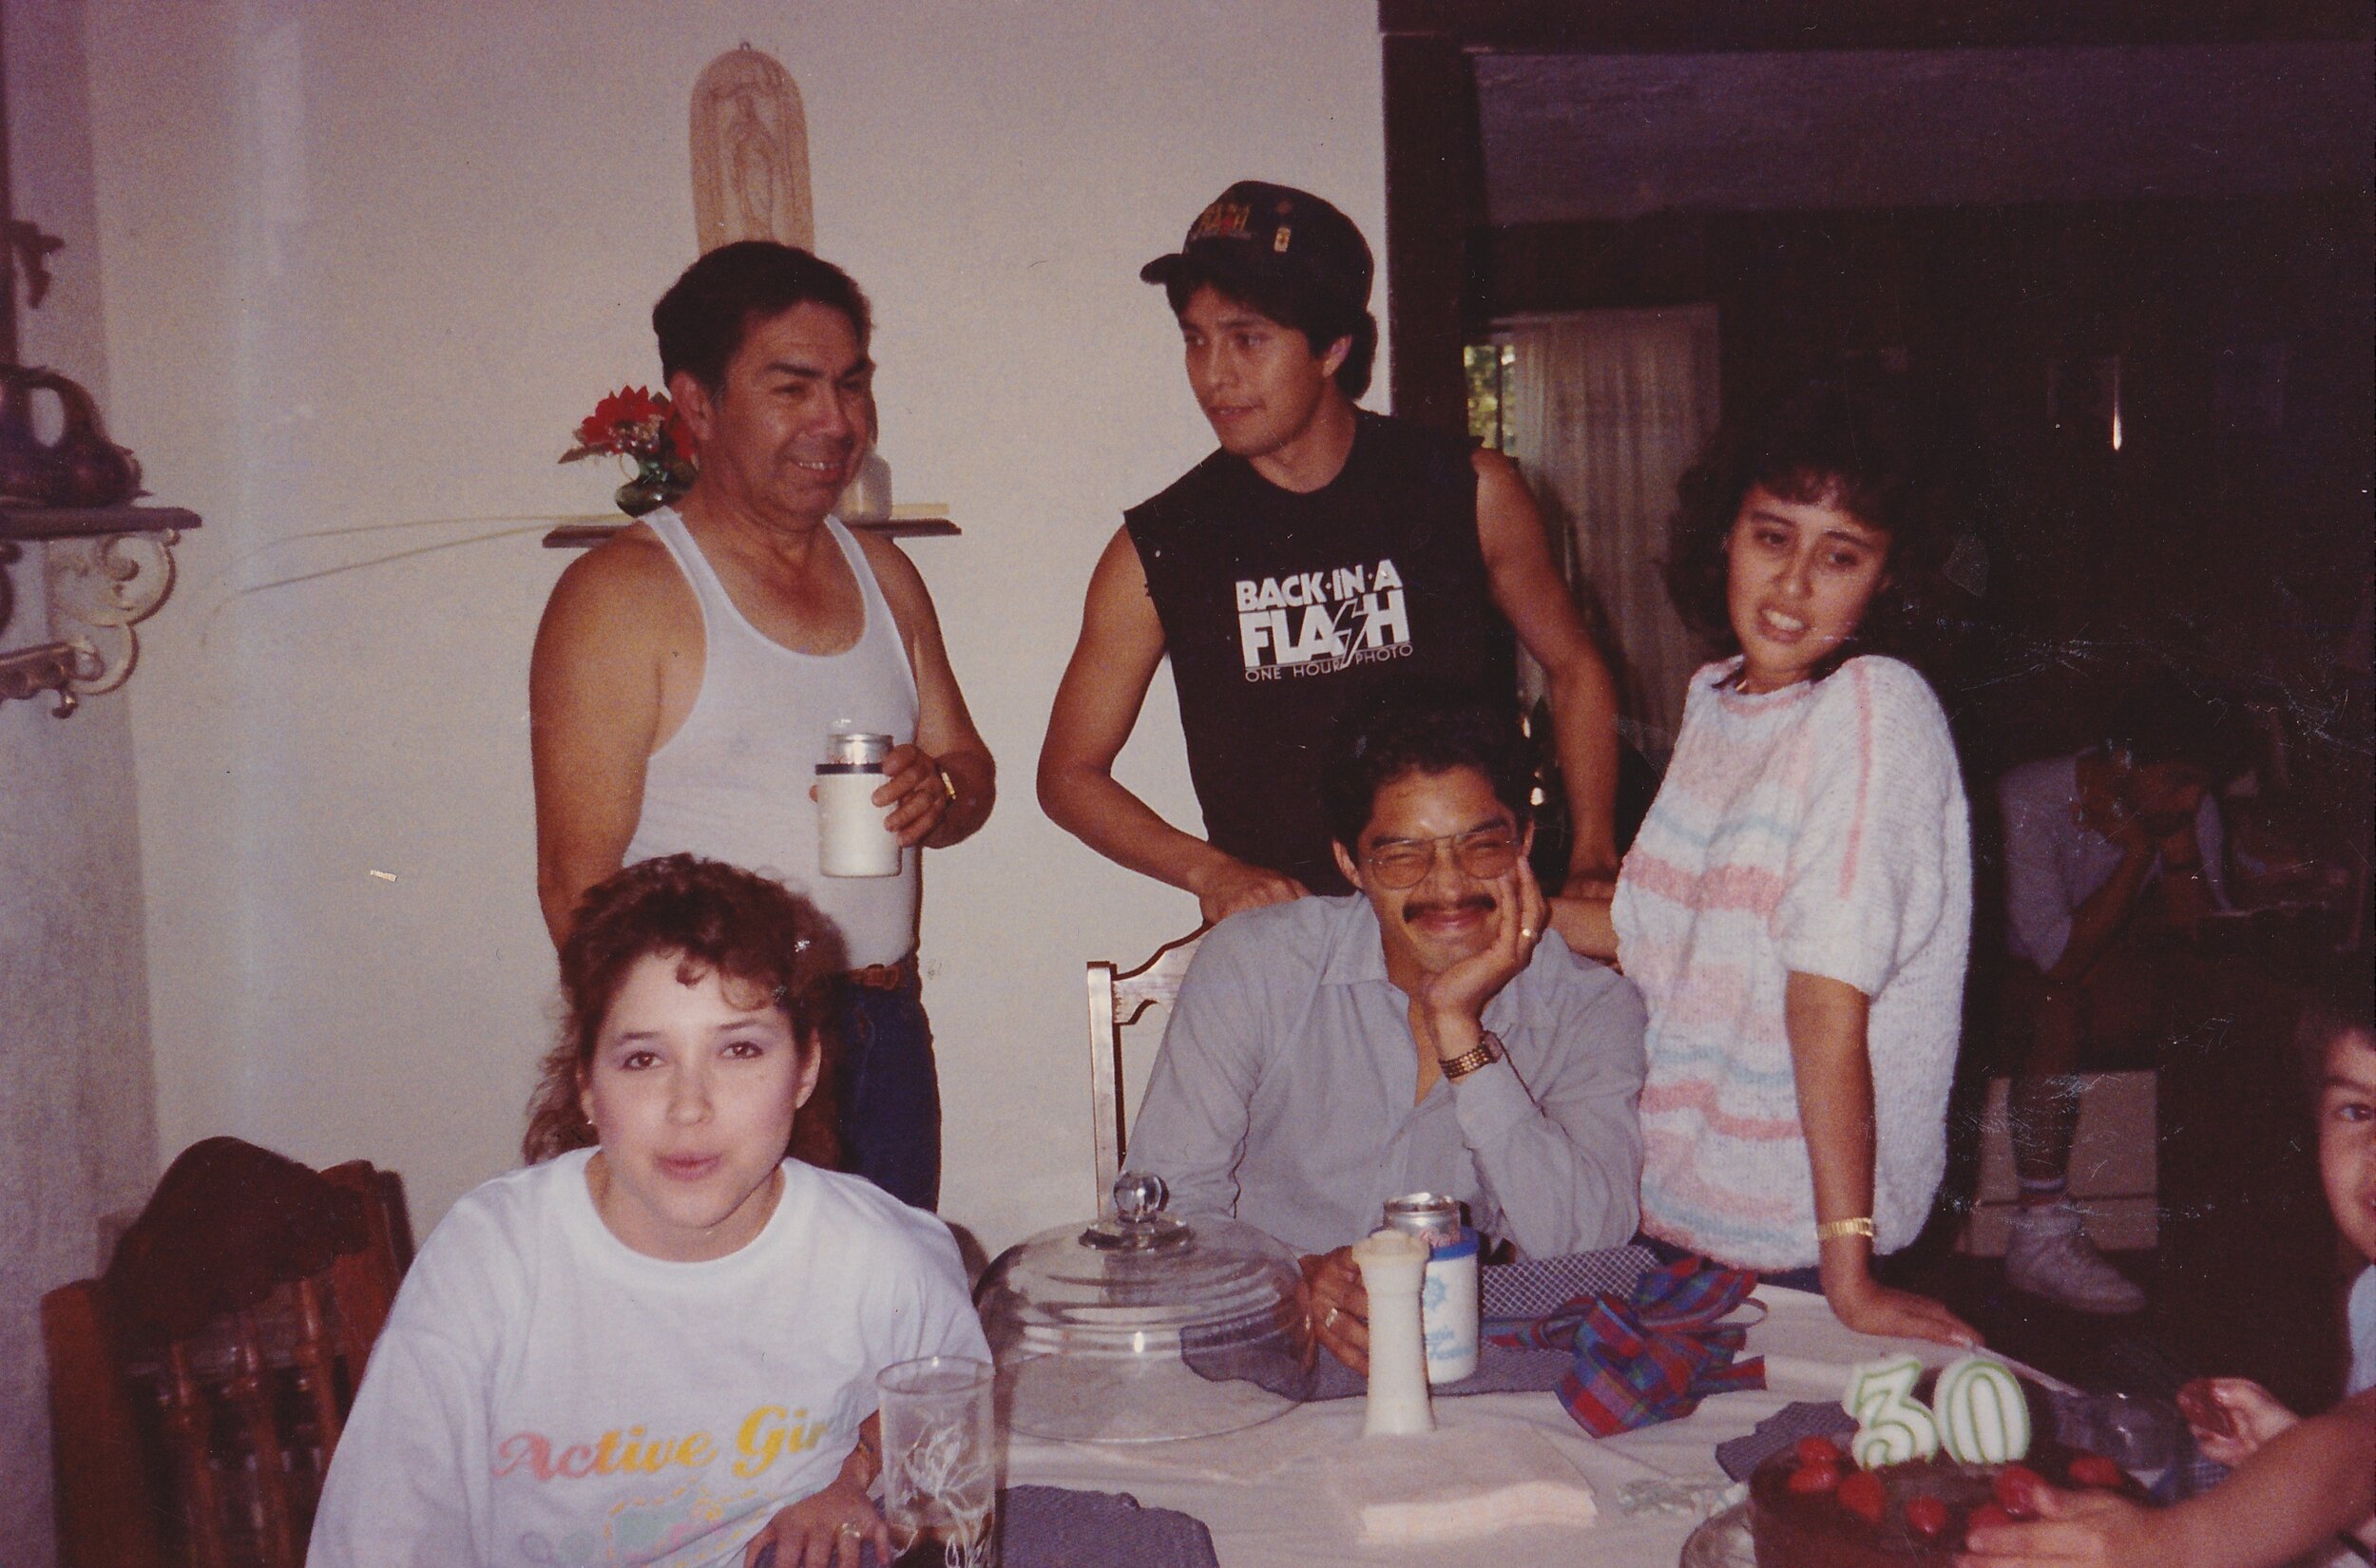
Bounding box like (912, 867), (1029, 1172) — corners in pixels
(623, 508), (920, 966)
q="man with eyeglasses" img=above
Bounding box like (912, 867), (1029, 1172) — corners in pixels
(1125, 695), (1646, 1372)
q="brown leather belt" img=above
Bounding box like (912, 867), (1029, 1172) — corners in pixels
(844, 956), (916, 991)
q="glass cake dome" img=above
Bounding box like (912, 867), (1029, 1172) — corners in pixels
(975, 1173), (1312, 1444)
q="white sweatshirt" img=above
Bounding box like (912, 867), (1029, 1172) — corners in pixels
(307, 1151), (987, 1567)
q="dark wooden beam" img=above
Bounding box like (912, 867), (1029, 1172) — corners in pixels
(0, 8), (17, 366)
(1381, 30), (1479, 435)
(1379, 0), (2369, 53)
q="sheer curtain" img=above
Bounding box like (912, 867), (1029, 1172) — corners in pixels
(1504, 307), (1721, 756)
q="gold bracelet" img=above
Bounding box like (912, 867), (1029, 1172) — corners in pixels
(1814, 1216), (1875, 1242)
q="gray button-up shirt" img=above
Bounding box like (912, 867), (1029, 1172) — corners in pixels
(1125, 893), (1648, 1258)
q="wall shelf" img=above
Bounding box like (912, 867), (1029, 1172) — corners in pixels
(541, 510), (959, 548)
(0, 501), (200, 540)
(0, 502), (198, 716)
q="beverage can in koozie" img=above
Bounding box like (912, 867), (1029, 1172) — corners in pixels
(1418, 1226), (1481, 1384)
(1382, 1194), (1479, 1384)
(816, 731), (900, 877)
(1382, 1192), (1462, 1248)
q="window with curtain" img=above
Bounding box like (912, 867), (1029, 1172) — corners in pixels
(1500, 307), (1721, 759)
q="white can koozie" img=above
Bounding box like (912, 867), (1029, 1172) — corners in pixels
(816, 732), (902, 878)
(1420, 1227), (1481, 1384)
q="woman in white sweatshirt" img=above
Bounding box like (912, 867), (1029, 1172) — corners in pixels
(308, 853), (987, 1568)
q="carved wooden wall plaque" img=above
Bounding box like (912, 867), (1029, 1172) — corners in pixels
(690, 48), (813, 255)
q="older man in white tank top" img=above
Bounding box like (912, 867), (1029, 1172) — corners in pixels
(530, 244), (994, 1210)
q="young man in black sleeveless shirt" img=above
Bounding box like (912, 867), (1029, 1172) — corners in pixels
(1040, 181), (1620, 920)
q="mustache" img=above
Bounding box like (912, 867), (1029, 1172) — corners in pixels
(1403, 893), (1496, 925)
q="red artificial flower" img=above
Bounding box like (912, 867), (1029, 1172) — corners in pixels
(591, 386), (663, 438)
(561, 385), (697, 475)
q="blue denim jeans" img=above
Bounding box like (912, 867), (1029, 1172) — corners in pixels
(834, 968), (941, 1212)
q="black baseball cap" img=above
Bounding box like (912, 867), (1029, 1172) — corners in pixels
(1140, 181), (1374, 313)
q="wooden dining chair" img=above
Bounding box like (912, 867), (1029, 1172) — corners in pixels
(1083, 927), (1204, 1214)
(42, 1143), (412, 1568)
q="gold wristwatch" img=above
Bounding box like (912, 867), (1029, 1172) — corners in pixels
(1442, 1029), (1504, 1081)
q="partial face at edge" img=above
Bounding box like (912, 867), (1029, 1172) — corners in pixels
(1177, 284), (1348, 463)
(1335, 765), (1528, 980)
(1723, 484), (1892, 694)
(578, 950), (818, 1262)
(2318, 1026), (2376, 1267)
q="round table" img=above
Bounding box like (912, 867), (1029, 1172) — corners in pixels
(1004, 1287), (1970, 1567)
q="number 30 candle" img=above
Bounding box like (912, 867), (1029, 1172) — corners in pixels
(1844, 1355), (1940, 1467)
(1843, 1353), (2033, 1468)
(1933, 1355), (2032, 1464)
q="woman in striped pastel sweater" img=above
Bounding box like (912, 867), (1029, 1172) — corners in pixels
(1557, 375), (1978, 1347)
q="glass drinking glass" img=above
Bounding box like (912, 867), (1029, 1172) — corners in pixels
(877, 1355), (1000, 1568)
(2076, 1392), (2181, 1492)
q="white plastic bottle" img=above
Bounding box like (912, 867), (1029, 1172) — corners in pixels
(1351, 1228), (1434, 1437)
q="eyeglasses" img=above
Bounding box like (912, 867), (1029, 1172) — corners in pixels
(1361, 828), (1522, 889)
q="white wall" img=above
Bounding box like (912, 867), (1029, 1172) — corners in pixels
(1, 0), (161, 1557)
(81, 0), (1386, 1254)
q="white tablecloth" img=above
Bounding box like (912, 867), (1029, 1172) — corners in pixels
(1004, 1287), (1961, 1568)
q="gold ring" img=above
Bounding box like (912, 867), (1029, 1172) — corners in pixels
(1323, 1305), (1341, 1328)
(837, 1521), (864, 1539)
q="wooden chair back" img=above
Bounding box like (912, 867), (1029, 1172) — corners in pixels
(1084, 928), (1203, 1214)
(42, 1158), (411, 1568)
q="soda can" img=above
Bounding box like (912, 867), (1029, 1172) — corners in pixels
(822, 731), (894, 768)
(1382, 1192), (1462, 1249)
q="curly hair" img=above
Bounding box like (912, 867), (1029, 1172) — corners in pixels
(1320, 689), (1536, 852)
(523, 854), (848, 1165)
(1665, 370), (1960, 682)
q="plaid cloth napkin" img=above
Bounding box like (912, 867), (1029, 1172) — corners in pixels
(1486, 1254), (1767, 1436)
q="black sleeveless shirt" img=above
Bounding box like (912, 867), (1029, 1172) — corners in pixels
(1124, 411), (1518, 894)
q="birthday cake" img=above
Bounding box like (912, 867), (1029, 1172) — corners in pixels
(1748, 1356), (2142, 1567)
(1747, 1437), (2140, 1566)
